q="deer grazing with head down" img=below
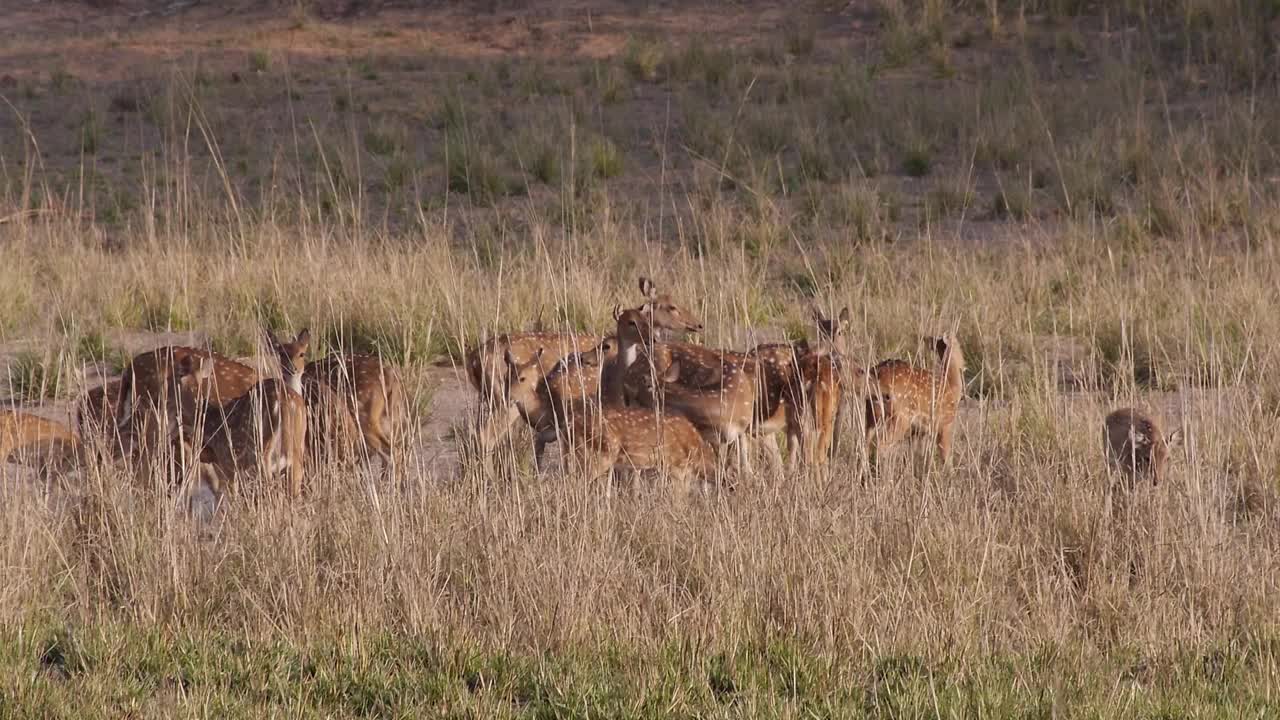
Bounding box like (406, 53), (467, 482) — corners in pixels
(171, 330), (310, 502)
(1104, 407), (1180, 487)
(864, 332), (965, 469)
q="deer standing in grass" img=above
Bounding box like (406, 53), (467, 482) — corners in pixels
(115, 346), (261, 483)
(303, 352), (406, 473)
(466, 276), (691, 410)
(173, 330), (310, 501)
(750, 307), (852, 470)
(489, 336), (620, 469)
(476, 277), (703, 466)
(864, 333), (965, 468)
(500, 347), (716, 489)
(612, 307), (758, 475)
(1104, 408), (1180, 486)
(0, 411), (83, 477)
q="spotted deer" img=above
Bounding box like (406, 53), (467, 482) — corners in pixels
(612, 308), (758, 474)
(115, 346), (261, 482)
(1104, 408), (1180, 486)
(750, 307), (852, 470)
(477, 277), (702, 460)
(502, 348), (716, 488)
(174, 331), (309, 501)
(0, 411), (83, 476)
(784, 351), (842, 468)
(864, 333), (965, 468)
(303, 353), (406, 472)
(487, 337), (620, 469)
(467, 275), (699, 408)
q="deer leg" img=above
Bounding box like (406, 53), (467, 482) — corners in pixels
(759, 433), (785, 476)
(784, 400), (807, 472)
(734, 433), (752, 478)
(831, 399), (845, 459)
(533, 428), (560, 474)
(477, 402), (521, 455)
(867, 413), (910, 476)
(935, 421), (955, 467)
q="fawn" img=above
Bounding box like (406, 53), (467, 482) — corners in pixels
(864, 333), (965, 468)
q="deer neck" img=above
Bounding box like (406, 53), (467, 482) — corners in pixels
(938, 347), (964, 393)
(609, 318), (653, 406)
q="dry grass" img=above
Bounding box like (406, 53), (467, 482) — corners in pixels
(0, 0), (1279, 714)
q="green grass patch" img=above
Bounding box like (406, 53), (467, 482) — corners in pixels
(4, 625), (1279, 717)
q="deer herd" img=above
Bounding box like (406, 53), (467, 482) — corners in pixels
(0, 277), (1178, 508)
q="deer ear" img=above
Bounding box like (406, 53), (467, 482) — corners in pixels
(504, 349), (518, 368)
(639, 276), (657, 300)
(839, 307), (851, 324)
(296, 328), (311, 348)
(810, 306), (826, 323)
(1166, 428), (1184, 448)
(932, 335), (949, 358)
(612, 304), (623, 322)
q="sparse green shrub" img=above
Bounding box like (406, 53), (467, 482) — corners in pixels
(249, 49), (269, 73)
(622, 37), (666, 83)
(384, 157), (412, 193)
(784, 20), (817, 57)
(79, 111), (100, 155)
(531, 143), (559, 185)
(50, 68), (75, 93)
(446, 134), (513, 204)
(7, 352), (67, 401)
(671, 38), (736, 91)
(902, 145), (933, 177)
(589, 137), (623, 180)
(363, 127), (398, 156)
